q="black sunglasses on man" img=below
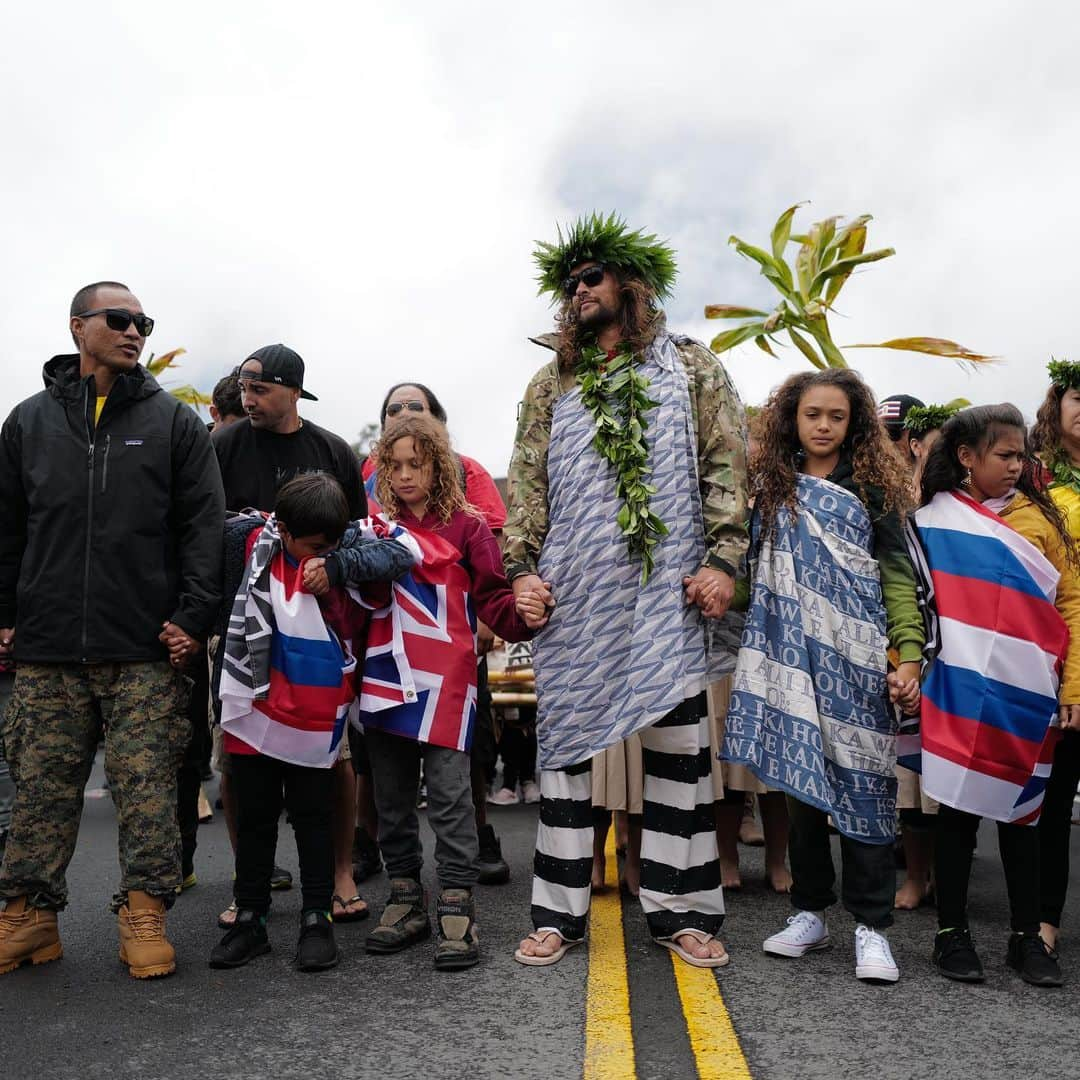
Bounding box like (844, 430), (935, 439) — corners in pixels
(562, 263), (607, 299)
(75, 308), (155, 337)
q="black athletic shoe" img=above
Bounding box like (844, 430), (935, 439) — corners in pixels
(209, 910), (270, 969)
(1006, 932), (1062, 987)
(296, 910), (339, 971)
(352, 828), (383, 883)
(933, 928), (984, 982)
(476, 824), (510, 886)
(270, 865), (293, 891)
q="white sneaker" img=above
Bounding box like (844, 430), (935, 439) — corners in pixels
(854, 924), (899, 982)
(521, 780), (541, 804)
(487, 786), (520, 806)
(762, 911), (830, 957)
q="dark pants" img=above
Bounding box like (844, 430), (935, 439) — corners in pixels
(499, 721), (537, 792)
(786, 796), (895, 929)
(1040, 730), (1080, 927)
(232, 753), (333, 915)
(935, 804), (1040, 934)
(176, 659), (211, 877)
(365, 728), (478, 889)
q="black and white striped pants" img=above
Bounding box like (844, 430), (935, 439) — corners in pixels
(530, 693), (724, 941)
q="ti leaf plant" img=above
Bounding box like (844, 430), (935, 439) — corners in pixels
(707, 204), (994, 370)
(146, 348), (213, 410)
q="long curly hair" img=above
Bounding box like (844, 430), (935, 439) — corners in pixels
(555, 269), (662, 371)
(374, 414), (471, 525)
(920, 403), (1077, 565)
(751, 368), (912, 535)
(1031, 382), (1066, 458)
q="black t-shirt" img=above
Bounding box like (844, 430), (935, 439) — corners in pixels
(211, 418), (366, 518)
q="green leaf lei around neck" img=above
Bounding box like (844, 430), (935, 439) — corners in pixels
(1049, 451), (1080, 494)
(576, 341), (670, 584)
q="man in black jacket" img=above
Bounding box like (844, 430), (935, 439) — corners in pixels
(0, 281), (225, 979)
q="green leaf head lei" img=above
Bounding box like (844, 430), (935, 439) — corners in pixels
(1048, 357), (1080, 391)
(533, 212), (678, 301)
(903, 403), (962, 437)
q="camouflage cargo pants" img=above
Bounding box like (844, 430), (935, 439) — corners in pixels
(0, 662), (191, 911)
(0, 673), (13, 838)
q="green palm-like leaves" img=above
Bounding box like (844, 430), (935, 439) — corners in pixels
(145, 348), (212, 409)
(707, 205), (994, 370)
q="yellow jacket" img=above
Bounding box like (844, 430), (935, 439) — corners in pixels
(999, 493), (1080, 703)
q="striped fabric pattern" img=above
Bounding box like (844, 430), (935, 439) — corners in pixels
(908, 490), (1068, 824)
(531, 695), (723, 942)
(219, 516), (358, 768)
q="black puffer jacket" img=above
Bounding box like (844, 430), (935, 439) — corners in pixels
(0, 354), (225, 662)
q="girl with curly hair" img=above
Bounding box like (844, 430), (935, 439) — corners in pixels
(358, 413), (544, 971)
(722, 369), (923, 983)
(911, 404), (1080, 987)
(1029, 363), (1080, 959)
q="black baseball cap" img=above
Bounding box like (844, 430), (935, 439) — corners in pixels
(238, 344), (317, 401)
(877, 394), (924, 440)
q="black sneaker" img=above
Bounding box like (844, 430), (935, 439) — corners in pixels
(434, 888), (479, 971)
(270, 865), (293, 891)
(352, 828), (383, 883)
(209, 910), (270, 969)
(933, 928), (984, 982)
(476, 824), (510, 886)
(296, 910), (338, 971)
(1006, 932), (1063, 987)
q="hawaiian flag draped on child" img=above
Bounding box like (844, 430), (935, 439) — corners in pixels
(219, 514), (362, 768)
(906, 490), (1068, 824)
(356, 519), (480, 752)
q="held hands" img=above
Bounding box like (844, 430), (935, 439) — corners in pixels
(513, 574), (555, 630)
(682, 568), (734, 620)
(302, 558), (330, 597)
(159, 621), (201, 670)
(0, 628), (13, 658)
(1059, 703), (1080, 730)
(887, 661), (922, 714)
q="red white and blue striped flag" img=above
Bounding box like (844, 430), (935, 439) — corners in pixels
(908, 491), (1068, 824)
(219, 517), (360, 768)
(357, 523), (479, 752)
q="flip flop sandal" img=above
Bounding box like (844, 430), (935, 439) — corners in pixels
(218, 900), (239, 929)
(332, 894), (370, 923)
(655, 930), (730, 969)
(514, 930), (582, 967)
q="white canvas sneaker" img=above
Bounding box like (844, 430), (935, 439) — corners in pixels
(521, 780), (541, 805)
(763, 911), (830, 957)
(854, 924), (899, 982)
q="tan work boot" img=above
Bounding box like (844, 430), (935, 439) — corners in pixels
(118, 890), (176, 978)
(0, 896), (63, 974)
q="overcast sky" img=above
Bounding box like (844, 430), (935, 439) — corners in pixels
(3, 2), (1077, 476)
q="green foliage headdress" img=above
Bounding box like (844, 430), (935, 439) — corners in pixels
(903, 403), (963, 437)
(1048, 357), (1080, 390)
(534, 213), (677, 301)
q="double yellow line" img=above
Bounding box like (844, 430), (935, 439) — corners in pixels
(583, 831), (752, 1080)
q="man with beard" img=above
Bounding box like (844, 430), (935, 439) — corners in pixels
(211, 345), (369, 927)
(506, 215), (749, 967)
(0, 281), (224, 978)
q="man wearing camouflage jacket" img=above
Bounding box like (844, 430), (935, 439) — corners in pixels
(0, 281), (224, 979)
(506, 215), (748, 969)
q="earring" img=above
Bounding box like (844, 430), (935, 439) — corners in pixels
(961, 467), (972, 488)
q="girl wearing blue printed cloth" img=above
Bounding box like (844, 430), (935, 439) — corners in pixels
(722, 369), (923, 983)
(911, 404), (1080, 988)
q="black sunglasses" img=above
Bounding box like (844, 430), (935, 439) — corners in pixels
(75, 308), (155, 337)
(385, 400), (427, 418)
(562, 263), (606, 298)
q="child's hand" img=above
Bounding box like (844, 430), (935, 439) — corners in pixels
(303, 558), (330, 596)
(1059, 703), (1080, 729)
(515, 590), (549, 629)
(887, 661), (921, 714)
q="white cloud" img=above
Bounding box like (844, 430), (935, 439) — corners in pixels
(3, 1), (1078, 475)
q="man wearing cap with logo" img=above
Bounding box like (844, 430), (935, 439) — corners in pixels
(0, 280), (224, 979)
(211, 344), (369, 926)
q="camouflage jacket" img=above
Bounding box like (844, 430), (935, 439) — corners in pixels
(504, 321), (749, 581)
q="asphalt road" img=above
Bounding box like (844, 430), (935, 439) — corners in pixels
(1, 755), (1077, 1080)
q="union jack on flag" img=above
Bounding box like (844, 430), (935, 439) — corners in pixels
(357, 521), (479, 752)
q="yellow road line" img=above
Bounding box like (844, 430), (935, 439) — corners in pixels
(583, 823), (636, 1080)
(669, 954), (753, 1079)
